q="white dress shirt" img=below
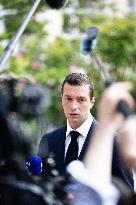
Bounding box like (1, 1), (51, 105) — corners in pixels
(65, 114), (94, 157)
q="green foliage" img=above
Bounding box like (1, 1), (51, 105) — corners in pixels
(97, 15), (136, 80)
(1, 0), (136, 130)
(46, 90), (65, 126)
(0, 0), (47, 41)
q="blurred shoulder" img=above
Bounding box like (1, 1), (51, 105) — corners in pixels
(42, 124), (67, 140)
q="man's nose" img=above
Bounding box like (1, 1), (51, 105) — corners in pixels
(71, 100), (78, 109)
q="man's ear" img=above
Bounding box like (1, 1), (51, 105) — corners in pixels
(90, 96), (95, 108)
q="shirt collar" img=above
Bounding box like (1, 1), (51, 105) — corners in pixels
(66, 114), (94, 138)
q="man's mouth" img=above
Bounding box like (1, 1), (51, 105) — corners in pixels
(69, 113), (79, 116)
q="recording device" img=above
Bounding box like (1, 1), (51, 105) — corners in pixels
(0, 74), (70, 205)
(81, 27), (132, 118)
(45, 0), (68, 9)
(26, 153), (61, 178)
(0, 75), (32, 159)
(0, 74), (47, 119)
(0, 158), (70, 205)
(81, 27), (99, 55)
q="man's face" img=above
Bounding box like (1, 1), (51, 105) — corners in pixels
(62, 83), (95, 129)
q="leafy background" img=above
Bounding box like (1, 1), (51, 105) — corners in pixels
(0, 0), (136, 152)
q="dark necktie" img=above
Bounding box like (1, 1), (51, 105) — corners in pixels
(65, 131), (80, 166)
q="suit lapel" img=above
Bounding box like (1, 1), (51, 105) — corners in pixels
(55, 119), (98, 173)
(78, 118), (98, 161)
(54, 125), (66, 174)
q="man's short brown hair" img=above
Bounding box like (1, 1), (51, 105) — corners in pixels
(61, 73), (94, 99)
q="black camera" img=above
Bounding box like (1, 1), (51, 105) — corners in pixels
(0, 73), (70, 205)
(0, 73), (48, 119)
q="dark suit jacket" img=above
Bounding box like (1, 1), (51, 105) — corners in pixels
(38, 118), (134, 190)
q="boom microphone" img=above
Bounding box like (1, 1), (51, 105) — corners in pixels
(45, 0), (68, 9)
(81, 26), (132, 118)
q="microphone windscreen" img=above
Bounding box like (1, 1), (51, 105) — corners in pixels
(45, 0), (67, 9)
(81, 34), (97, 55)
(26, 156), (43, 175)
(87, 27), (99, 40)
(81, 27), (99, 55)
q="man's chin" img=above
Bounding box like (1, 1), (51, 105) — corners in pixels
(68, 120), (81, 129)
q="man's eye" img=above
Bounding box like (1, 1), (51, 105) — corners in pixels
(67, 97), (72, 101)
(79, 98), (85, 102)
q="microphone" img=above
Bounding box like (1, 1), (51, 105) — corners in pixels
(26, 156), (43, 175)
(45, 0), (68, 9)
(81, 27), (99, 55)
(81, 26), (132, 118)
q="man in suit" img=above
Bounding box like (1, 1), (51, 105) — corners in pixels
(38, 73), (134, 190)
(68, 82), (136, 205)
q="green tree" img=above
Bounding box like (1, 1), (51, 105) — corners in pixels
(0, 0), (136, 129)
(97, 15), (136, 81)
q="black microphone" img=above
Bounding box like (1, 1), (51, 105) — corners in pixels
(45, 0), (68, 9)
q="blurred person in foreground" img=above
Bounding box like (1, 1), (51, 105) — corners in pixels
(0, 75), (69, 205)
(68, 82), (136, 205)
(38, 73), (134, 190)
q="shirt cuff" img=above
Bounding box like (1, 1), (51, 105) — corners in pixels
(67, 160), (120, 204)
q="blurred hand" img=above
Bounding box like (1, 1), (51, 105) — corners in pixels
(119, 116), (136, 170)
(98, 82), (134, 130)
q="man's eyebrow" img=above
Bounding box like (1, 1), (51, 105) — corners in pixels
(63, 94), (72, 97)
(64, 95), (86, 99)
(77, 96), (86, 98)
